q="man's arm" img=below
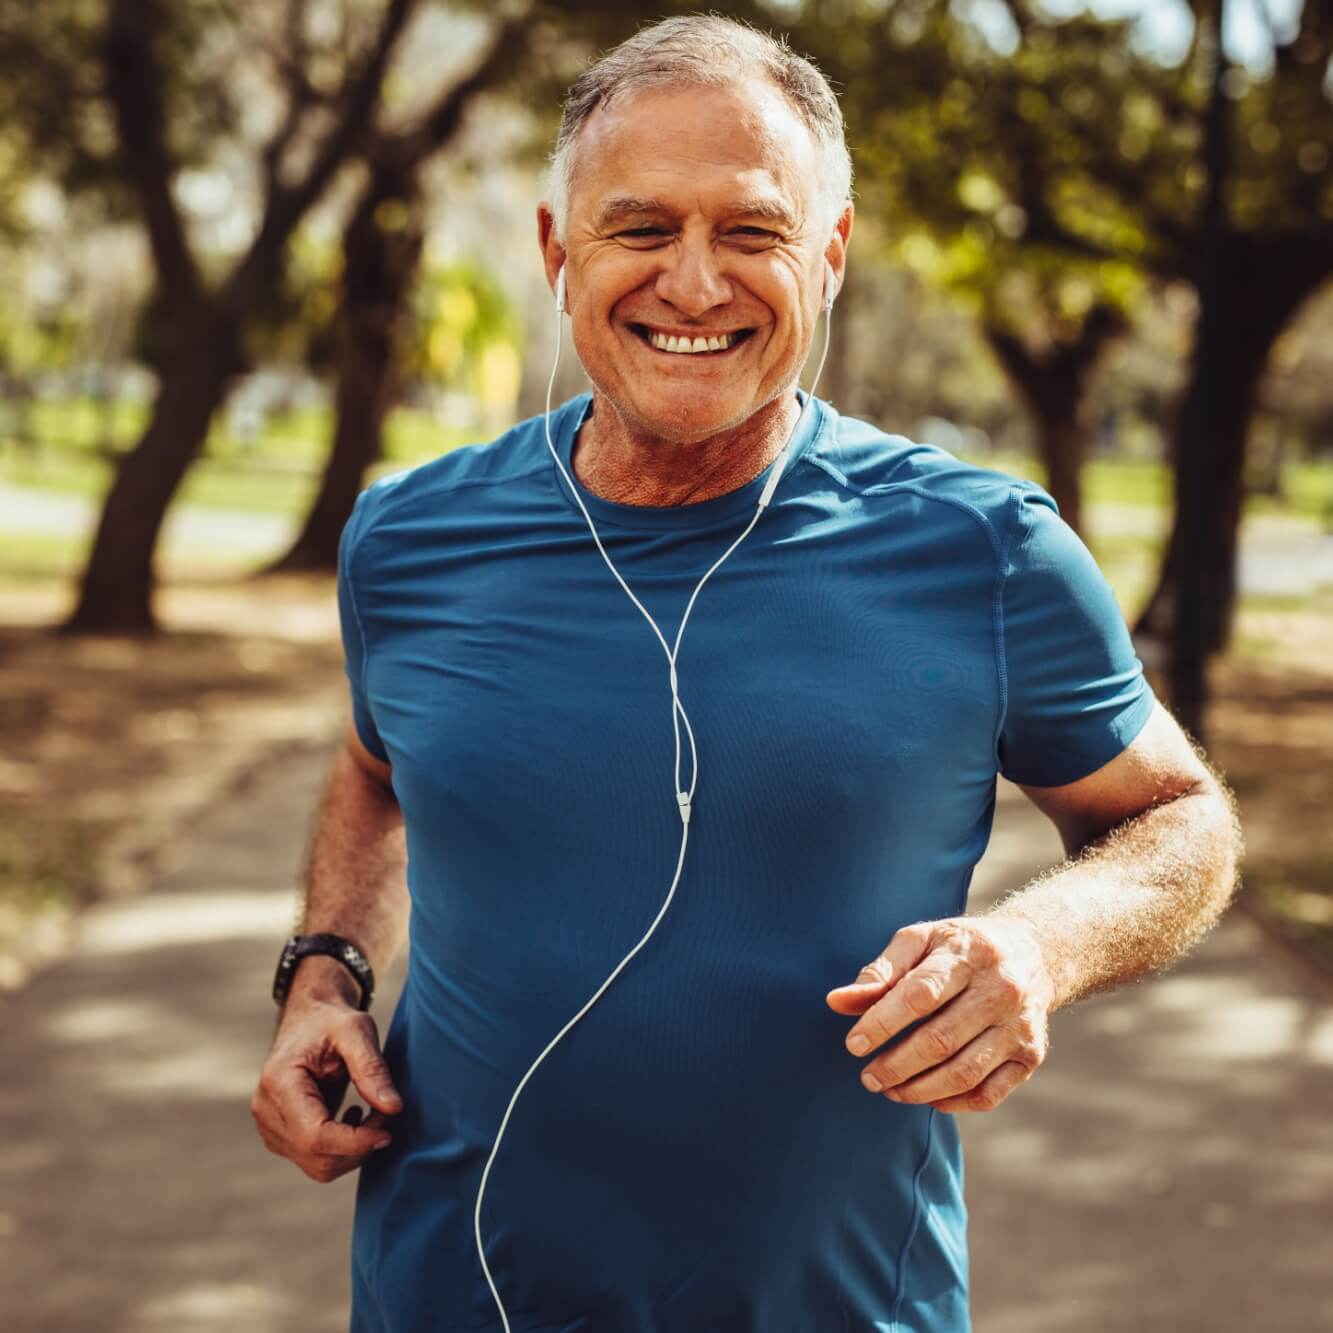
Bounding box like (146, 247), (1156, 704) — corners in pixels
(826, 701), (1243, 1113)
(250, 718), (411, 1181)
(995, 700), (1242, 1008)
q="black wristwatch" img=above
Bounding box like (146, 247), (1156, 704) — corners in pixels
(272, 933), (375, 1011)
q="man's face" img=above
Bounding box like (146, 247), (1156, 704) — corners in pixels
(541, 78), (850, 444)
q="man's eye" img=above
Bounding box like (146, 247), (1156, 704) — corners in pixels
(619, 228), (670, 239)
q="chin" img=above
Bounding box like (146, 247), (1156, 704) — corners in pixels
(614, 385), (756, 443)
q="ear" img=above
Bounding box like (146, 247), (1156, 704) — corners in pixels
(822, 202), (854, 307)
(537, 203), (568, 311)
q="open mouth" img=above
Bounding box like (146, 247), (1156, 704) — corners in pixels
(628, 324), (756, 356)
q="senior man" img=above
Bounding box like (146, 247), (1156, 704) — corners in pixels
(252, 15), (1240, 1333)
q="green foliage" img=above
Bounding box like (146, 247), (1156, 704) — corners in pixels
(404, 258), (521, 400)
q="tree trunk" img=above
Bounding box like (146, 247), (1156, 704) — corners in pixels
(263, 178), (424, 574)
(1037, 414), (1084, 537)
(1132, 246), (1326, 724)
(61, 315), (240, 634)
(984, 303), (1125, 538)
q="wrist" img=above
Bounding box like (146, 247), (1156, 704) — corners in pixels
(273, 931), (375, 1012)
(280, 954), (364, 1013)
(982, 908), (1064, 1012)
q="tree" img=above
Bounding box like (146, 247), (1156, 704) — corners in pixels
(267, 18), (527, 573)
(1133, 0), (1333, 733)
(62, 0), (417, 633)
(785, 0), (1333, 737)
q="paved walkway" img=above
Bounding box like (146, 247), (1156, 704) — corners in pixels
(2, 735), (1330, 1332)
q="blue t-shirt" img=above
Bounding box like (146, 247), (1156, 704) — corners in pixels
(341, 392), (1154, 1333)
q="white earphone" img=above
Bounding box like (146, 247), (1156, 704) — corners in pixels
(475, 250), (839, 1333)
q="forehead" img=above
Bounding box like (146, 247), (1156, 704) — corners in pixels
(567, 77), (821, 225)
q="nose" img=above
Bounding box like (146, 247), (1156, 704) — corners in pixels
(654, 237), (731, 317)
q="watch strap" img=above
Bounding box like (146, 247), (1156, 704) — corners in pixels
(273, 933), (375, 1011)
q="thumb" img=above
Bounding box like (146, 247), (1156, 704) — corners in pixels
(825, 961), (894, 1014)
(338, 1023), (403, 1114)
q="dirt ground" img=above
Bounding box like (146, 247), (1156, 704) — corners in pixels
(0, 574), (346, 987)
(1, 572), (1330, 991)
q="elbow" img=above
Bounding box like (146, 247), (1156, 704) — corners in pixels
(1194, 770), (1245, 917)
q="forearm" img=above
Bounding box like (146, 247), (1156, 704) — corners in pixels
(288, 745), (409, 1011)
(986, 779), (1243, 1011)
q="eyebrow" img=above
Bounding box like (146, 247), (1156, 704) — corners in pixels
(592, 195), (797, 230)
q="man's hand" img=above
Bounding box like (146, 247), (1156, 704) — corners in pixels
(825, 916), (1055, 1114)
(250, 993), (404, 1182)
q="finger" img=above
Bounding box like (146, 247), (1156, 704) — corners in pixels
(862, 990), (997, 1090)
(274, 1069), (391, 1158)
(845, 941), (972, 1058)
(301, 1147), (382, 1184)
(310, 1116), (393, 1157)
(827, 924), (935, 1015)
(337, 1019), (403, 1114)
(927, 1059), (1032, 1115)
(825, 974), (893, 1015)
(878, 1028), (1012, 1104)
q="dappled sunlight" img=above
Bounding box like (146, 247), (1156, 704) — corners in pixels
(1139, 972), (1325, 1063)
(961, 791), (1333, 1331)
(76, 890), (295, 955)
(131, 1282), (291, 1328)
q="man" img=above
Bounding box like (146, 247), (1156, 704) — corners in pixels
(251, 16), (1240, 1333)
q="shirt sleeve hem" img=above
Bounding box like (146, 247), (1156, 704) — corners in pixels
(1000, 685), (1158, 789)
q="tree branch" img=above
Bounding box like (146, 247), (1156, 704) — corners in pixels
(227, 0), (417, 309)
(103, 0), (201, 310)
(260, 0), (329, 200)
(389, 18), (529, 170)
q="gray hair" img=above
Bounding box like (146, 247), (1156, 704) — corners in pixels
(548, 15), (853, 242)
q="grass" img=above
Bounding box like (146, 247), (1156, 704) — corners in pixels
(6, 394), (1329, 520)
(0, 399), (477, 515)
(964, 450), (1330, 520)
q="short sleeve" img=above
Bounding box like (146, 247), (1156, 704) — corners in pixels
(337, 485), (390, 763)
(997, 485), (1156, 787)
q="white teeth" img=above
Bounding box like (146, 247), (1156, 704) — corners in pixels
(647, 330), (737, 353)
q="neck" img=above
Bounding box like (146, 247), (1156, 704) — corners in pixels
(571, 390), (803, 508)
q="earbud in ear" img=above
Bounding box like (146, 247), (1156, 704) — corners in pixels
(554, 265), (567, 314)
(822, 260), (838, 312)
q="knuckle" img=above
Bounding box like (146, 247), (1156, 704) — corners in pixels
(969, 1084), (1003, 1112)
(1000, 1019), (1043, 1064)
(903, 976), (942, 1017)
(958, 1054), (990, 1089)
(921, 1024), (955, 1062)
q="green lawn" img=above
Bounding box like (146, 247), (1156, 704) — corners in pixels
(6, 395), (1329, 520)
(966, 450), (1331, 520)
(1, 398), (477, 515)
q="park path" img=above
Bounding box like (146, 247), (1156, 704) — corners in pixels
(1, 730), (1330, 1332)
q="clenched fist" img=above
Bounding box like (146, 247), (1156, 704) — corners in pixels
(826, 915), (1055, 1114)
(251, 993), (403, 1183)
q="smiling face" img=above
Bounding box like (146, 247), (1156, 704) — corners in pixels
(539, 78), (851, 447)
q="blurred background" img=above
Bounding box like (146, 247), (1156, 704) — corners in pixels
(0, 2), (1329, 1331)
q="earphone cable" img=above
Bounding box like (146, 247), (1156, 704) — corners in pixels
(475, 279), (833, 1333)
